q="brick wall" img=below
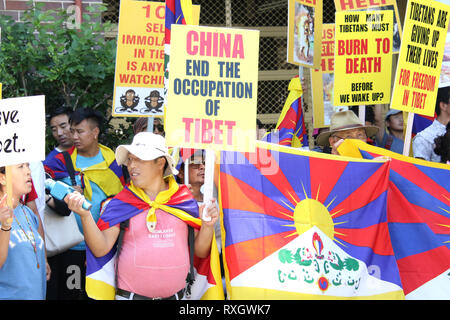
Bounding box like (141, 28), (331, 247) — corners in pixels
(0, 0), (104, 22)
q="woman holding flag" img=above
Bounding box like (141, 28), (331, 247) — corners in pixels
(65, 132), (219, 300)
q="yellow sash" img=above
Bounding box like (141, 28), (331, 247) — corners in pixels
(128, 176), (201, 232)
(71, 144), (123, 201)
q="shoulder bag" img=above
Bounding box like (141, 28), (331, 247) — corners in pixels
(44, 151), (84, 257)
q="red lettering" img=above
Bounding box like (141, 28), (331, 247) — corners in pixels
(185, 31), (245, 58)
(181, 118), (236, 146)
(155, 5), (165, 19)
(194, 118), (201, 143)
(200, 32), (212, 56)
(340, 0), (355, 10)
(224, 120), (236, 145)
(232, 34), (245, 59)
(182, 118), (194, 143)
(201, 119), (213, 143)
(214, 120), (223, 144)
(340, 0), (386, 10)
(186, 31), (198, 55)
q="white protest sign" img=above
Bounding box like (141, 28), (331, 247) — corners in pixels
(0, 95), (46, 167)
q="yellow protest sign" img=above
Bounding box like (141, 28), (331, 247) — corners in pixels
(334, 0), (402, 54)
(112, 1), (199, 118)
(391, 0), (450, 117)
(334, 10), (393, 106)
(287, 0), (323, 68)
(165, 25), (260, 152)
(311, 24), (339, 128)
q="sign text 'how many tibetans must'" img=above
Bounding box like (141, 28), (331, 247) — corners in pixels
(165, 25), (259, 152)
(391, 1), (450, 117)
(334, 10), (393, 106)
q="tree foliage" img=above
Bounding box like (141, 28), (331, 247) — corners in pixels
(0, 1), (133, 151)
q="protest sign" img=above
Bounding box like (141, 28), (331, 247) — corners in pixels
(334, 0), (402, 54)
(165, 25), (260, 153)
(311, 24), (345, 128)
(0, 96), (45, 167)
(334, 10), (393, 106)
(112, 1), (199, 117)
(438, 22), (450, 87)
(391, 0), (450, 117)
(287, 0), (323, 68)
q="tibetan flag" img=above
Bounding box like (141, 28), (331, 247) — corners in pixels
(86, 176), (223, 300)
(171, 148), (203, 172)
(218, 141), (404, 299)
(338, 139), (450, 299)
(263, 77), (308, 148)
(164, 0), (193, 97)
(412, 114), (434, 136)
(43, 145), (125, 199)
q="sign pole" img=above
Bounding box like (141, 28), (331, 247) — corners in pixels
(359, 105), (366, 124)
(1, 85), (13, 220)
(402, 112), (414, 157)
(184, 159), (189, 185)
(202, 149), (214, 221)
(147, 116), (154, 133)
(5, 166), (13, 209)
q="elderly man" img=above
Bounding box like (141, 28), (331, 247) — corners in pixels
(66, 132), (218, 300)
(316, 110), (379, 155)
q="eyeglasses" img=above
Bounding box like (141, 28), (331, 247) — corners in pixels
(190, 163), (205, 169)
(332, 133), (367, 140)
(188, 158), (205, 169)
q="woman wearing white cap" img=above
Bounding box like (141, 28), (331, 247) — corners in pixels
(65, 132), (218, 300)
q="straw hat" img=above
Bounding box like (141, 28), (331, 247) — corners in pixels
(316, 111), (379, 146)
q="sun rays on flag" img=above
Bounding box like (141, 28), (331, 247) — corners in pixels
(278, 182), (348, 247)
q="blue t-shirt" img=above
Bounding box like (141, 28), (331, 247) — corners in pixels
(64, 151), (107, 251)
(0, 205), (46, 300)
(376, 131), (404, 155)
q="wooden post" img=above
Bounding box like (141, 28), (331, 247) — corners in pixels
(184, 159), (189, 185)
(0, 84), (12, 216)
(5, 167), (13, 208)
(147, 116), (154, 133)
(402, 112), (414, 156)
(201, 149), (215, 221)
(359, 105), (366, 124)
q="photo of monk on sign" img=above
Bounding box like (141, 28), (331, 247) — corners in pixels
(294, 3), (314, 65)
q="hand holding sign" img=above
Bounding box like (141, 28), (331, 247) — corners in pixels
(0, 194), (13, 230)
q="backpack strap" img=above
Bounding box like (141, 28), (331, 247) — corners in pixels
(114, 219), (129, 293)
(384, 134), (394, 151)
(62, 151), (77, 186)
(113, 219), (196, 297)
(185, 225), (195, 298)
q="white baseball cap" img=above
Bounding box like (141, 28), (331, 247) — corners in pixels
(115, 132), (178, 177)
